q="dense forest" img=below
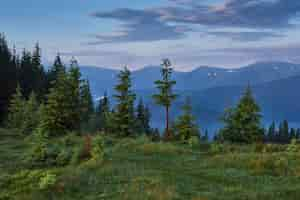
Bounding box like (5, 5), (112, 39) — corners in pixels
(2, 34), (300, 200)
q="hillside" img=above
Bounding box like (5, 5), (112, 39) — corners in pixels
(1, 129), (300, 200)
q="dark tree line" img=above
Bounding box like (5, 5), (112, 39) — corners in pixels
(265, 120), (300, 144)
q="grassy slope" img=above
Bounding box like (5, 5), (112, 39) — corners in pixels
(1, 129), (300, 200)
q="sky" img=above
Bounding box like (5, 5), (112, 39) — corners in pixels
(1, 0), (300, 71)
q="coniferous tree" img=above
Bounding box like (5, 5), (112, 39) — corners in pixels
(296, 128), (300, 139)
(267, 121), (276, 142)
(19, 49), (34, 98)
(46, 54), (66, 91)
(42, 71), (73, 135)
(290, 128), (296, 140)
(21, 92), (40, 134)
(202, 129), (209, 142)
(113, 67), (136, 137)
(6, 85), (25, 130)
(31, 43), (46, 99)
(153, 59), (177, 140)
(67, 58), (82, 130)
(174, 97), (199, 142)
(96, 92), (110, 132)
(219, 85), (263, 143)
(0, 34), (18, 122)
(80, 80), (94, 124)
(135, 98), (151, 135)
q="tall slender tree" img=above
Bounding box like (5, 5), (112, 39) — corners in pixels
(135, 98), (151, 135)
(153, 59), (177, 140)
(113, 67), (136, 137)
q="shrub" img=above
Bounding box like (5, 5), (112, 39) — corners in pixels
(210, 143), (226, 154)
(286, 139), (299, 153)
(90, 135), (105, 163)
(249, 154), (290, 176)
(188, 136), (199, 148)
(39, 171), (57, 191)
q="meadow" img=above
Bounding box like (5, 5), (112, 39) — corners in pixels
(1, 129), (300, 200)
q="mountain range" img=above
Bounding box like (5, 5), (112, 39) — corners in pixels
(79, 61), (300, 133)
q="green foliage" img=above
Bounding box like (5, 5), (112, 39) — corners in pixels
(90, 135), (105, 164)
(174, 97), (200, 142)
(80, 80), (94, 126)
(249, 154), (290, 176)
(96, 92), (111, 132)
(286, 138), (299, 153)
(38, 171), (57, 191)
(135, 98), (151, 135)
(6, 85), (25, 130)
(113, 67), (136, 137)
(219, 85), (263, 143)
(153, 59), (177, 140)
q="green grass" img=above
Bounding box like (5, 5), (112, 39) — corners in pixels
(1, 129), (300, 200)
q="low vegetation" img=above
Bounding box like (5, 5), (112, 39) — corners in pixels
(1, 129), (300, 200)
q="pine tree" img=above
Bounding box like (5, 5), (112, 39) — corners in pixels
(42, 71), (73, 135)
(96, 92), (110, 132)
(219, 85), (263, 143)
(174, 97), (199, 142)
(296, 128), (300, 139)
(202, 129), (209, 142)
(80, 80), (94, 124)
(67, 58), (82, 130)
(46, 54), (66, 91)
(153, 59), (177, 140)
(135, 99), (151, 135)
(21, 92), (40, 134)
(0, 34), (18, 122)
(267, 121), (276, 142)
(6, 85), (25, 130)
(113, 67), (136, 137)
(19, 49), (34, 98)
(290, 128), (296, 140)
(31, 43), (46, 99)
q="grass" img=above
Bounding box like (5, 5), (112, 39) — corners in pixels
(1, 129), (300, 200)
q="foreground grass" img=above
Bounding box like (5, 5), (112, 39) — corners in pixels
(1, 129), (300, 200)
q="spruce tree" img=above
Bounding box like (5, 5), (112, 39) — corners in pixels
(80, 80), (94, 124)
(31, 43), (46, 99)
(219, 85), (263, 143)
(267, 121), (276, 142)
(136, 99), (151, 135)
(46, 54), (66, 91)
(96, 92), (110, 132)
(113, 67), (136, 137)
(67, 58), (82, 130)
(174, 97), (199, 142)
(290, 128), (296, 140)
(6, 85), (25, 130)
(153, 59), (177, 140)
(21, 92), (40, 134)
(0, 34), (18, 122)
(42, 71), (73, 135)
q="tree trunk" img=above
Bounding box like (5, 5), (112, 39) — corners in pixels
(165, 106), (171, 141)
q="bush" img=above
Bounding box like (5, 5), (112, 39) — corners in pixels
(90, 135), (105, 163)
(210, 143), (226, 154)
(188, 136), (199, 148)
(38, 171), (57, 191)
(249, 154), (290, 176)
(287, 139), (299, 153)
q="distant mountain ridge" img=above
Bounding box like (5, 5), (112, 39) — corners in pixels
(80, 61), (300, 97)
(79, 61), (300, 132)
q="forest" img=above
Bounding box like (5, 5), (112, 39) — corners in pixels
(1, 34), (300, 200)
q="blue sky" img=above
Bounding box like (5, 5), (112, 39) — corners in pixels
(1, 0), (300, 70)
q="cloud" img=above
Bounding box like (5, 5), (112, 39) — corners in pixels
(206, 31), (285, 41)
(90, 8), (190, 44)
(89, 0), (300, 44)
(163, 0), (300, 29)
